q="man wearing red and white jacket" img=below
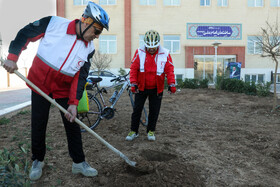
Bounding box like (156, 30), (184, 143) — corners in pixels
(3, 2), (109, 180)
(126, 30), (176, 141)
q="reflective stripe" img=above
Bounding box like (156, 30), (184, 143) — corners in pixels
(60, 69), (75, 77)
(37, 53), (59, 71)
(168, 60), (174, 66)
(37, 53), (75, 77)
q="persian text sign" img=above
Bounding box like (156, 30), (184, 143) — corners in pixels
(187, 23), (242, 40)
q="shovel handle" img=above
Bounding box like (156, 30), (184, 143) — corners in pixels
(9, 67), (136, 167)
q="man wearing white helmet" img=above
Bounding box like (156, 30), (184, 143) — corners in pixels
(3, 2), (109, 180)
(126, 30), (176, 141)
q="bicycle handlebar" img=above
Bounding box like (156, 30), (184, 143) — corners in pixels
(110, 72), (130, 82)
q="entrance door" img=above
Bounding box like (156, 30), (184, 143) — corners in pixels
(194, 55), (236, 84)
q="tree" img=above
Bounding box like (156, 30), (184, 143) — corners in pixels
(255, 20), (280, 111)
(90, 50), (112, 75)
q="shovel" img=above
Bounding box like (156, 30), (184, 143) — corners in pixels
(1, 59), (136, 167)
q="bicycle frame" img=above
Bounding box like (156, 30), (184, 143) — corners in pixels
(93, 75), (130, 110)
(80, 72), (148, 131)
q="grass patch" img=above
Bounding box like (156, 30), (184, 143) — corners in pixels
(17, 110), (30, 115)
(0, 117), (10, 125)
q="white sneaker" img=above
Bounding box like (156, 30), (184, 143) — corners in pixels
(147, 131), (156, 141)
(29, 160), (45, 180)
(125, 131), (138, 141)
(72, 161), (98, 177)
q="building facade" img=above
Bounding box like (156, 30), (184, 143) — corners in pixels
(65, 0), (280, 85)
(1, 0), (279, 88)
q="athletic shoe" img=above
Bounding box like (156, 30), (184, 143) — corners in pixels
(125, 131), (138, 141)
(147, 130), (156, 141)
(29, 160), (45, 180)
(72, 161), (98, 177)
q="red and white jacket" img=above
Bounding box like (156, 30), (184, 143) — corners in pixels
(7, 16), (95, 105)
(130, 45), (175, 94)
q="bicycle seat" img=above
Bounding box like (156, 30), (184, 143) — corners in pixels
(88, 77), (103, 83)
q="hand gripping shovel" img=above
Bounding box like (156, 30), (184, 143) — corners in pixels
(1, 61), (136, 167)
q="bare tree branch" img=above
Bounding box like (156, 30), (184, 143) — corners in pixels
(256, 20), (280, 111)
(90, 51), (112, 76)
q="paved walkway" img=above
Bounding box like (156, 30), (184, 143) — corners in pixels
(0, 87), (31, 117)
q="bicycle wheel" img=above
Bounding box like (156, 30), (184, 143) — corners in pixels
(129, 91), (148, 126)
(78, 94), (102, 132)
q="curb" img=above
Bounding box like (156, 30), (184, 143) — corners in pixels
(0, 101), (31, 117)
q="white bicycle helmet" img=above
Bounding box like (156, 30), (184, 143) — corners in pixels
(83, 1), (110, 30)
(144, 30), (160, 48)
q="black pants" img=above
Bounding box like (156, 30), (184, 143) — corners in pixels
(31, 91), (85, 163)
(131, 88), (163, 134)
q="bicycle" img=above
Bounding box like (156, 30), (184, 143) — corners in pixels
(78, 72), (148, 132)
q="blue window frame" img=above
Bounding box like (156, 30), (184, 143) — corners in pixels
(200, 0), (211, 6)
(248, 0), (263, 7)
(218, 0), (228, 7)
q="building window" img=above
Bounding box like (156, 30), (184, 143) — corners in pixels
(217, 0), (228, 6)
(245, 74), (264, 83)
(269, 36), (280, 52)
(99, 0), (117, 5)
(163, 35), (180, 54)
(74, 0), (90, 5)
(248, 0), (263, 7)
(99, 35), (117, 54)
(194, 55), (236, 84)
(164, 0), (180, 6)
(200, 0), (211, 6)
(247, 36), (262, 54)
(176, 74), (183, 80)
(140, 0), (156, 5)
(175, 74), (183, 85)
(271, 0), (280, 6)
(272, 73), (280, 83)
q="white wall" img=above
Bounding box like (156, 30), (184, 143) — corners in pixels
(0, 0), (56, 89)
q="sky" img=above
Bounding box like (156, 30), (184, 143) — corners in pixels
(0, 0), (56, 67)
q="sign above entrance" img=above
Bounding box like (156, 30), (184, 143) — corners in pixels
(187, 23), (242, 40)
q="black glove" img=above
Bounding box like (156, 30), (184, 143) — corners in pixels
(131, 83), (138, 93)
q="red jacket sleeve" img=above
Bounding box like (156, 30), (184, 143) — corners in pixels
(130, 49), (140, 84)
(164, 54), (175, 85)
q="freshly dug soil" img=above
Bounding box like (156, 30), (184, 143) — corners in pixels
(1, 88), (280, 186)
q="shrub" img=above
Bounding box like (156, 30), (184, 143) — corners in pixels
(216, 76), (258, 96)
(199, 79), (209, 88)
(256, 82), (272, 97)
(223, 79), (244, 93)
(243, 82), (257, 96)
(176, 79), (184, 88)
(183, 78), (199, 89)
(174, 78), (209, 89)
(0, 147), (30, 186)
(215, 75), (224, 90)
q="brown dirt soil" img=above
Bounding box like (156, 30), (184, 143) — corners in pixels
(1, 88), (280, 186)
